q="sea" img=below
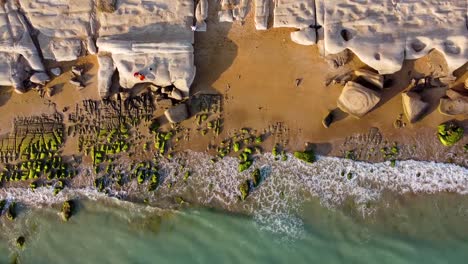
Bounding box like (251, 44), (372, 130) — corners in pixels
(1, 153), (467, 263)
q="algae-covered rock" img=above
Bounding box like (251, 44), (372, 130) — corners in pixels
(437, 122), (464, 146)
(252, 169), (261, 187)
(239, 181), (250, 201)
(16, 236), (25, 248)
(294, 149), (316, 163)
(61, 200), (74, 222)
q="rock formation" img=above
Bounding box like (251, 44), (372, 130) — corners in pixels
(337, 82), (381, 118)
(439, 89), (468, 116)
(402, 92), (429, 123)
(0, 1), (46, 90)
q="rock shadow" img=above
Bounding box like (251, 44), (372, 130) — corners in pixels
(191, 1), (238, 97)
(0, 86), (13, 107)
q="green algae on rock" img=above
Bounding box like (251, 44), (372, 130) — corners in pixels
(437, 122), (464, 146)
(294, 149), (316, 163)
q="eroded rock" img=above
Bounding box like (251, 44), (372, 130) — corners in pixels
(439, 90), (468, 116)
(402, 92), (429, 123)
(337, 81), (381, 118)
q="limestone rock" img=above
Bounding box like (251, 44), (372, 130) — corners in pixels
(273, 0), (315, 29)
(50, 67), (61, 76)
(98, 55), (115, 98)
(290, 27), (316, 46)
(165, 104), (189, 123)
(337, 81), (381, 118)
(354, 69), (384, 90)
(72, 66), (83, 77)
(97, 0), (117, 13)
(254, 0), (269, 30)
(402, 92), (429, 123)
(169, 89), (183, 101)
(439, 90), (468, 116)
(218, 10), (234, 22)
(30, 72), (50, 85)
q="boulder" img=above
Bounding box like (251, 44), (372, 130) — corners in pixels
(337, 81), (381, 118)
(165, 104), (189, 123)
(72, 66), (83, 76)
(354, 69), (384, 90)
(97, 55), (115, 97)
(402, 92), (429, 123)
(169, 89), (183, 101)
(50, 67), (62, 76)
(30, 72), (50, 85)
(254, 0), (269, 30)
(439, 91), (468, 116)
(291, 27), (316, 46)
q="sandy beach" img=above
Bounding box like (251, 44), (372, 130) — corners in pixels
(0, 1), (466, 165)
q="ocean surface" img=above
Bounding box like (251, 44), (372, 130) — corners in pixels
(1, 154), (468, 263)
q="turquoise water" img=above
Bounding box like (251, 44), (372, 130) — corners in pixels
(2, 194), (468, 264)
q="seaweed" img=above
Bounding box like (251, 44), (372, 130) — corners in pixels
(437, 122), (464, 146)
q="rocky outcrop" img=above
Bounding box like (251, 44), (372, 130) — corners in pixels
(402, 92), (429, 123)
(96, 0), (195, 98)
(337, 81), (381, 118)
(0, 1), (45, 89)
(165, 104), (189, 123)
(439, 89), (468, 116)
(97, 55), (115, 97)
(254, 0), (269, 30)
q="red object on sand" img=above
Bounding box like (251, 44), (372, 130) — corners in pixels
(139, 74), (146, 81)
(134, 72), (139, 77)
